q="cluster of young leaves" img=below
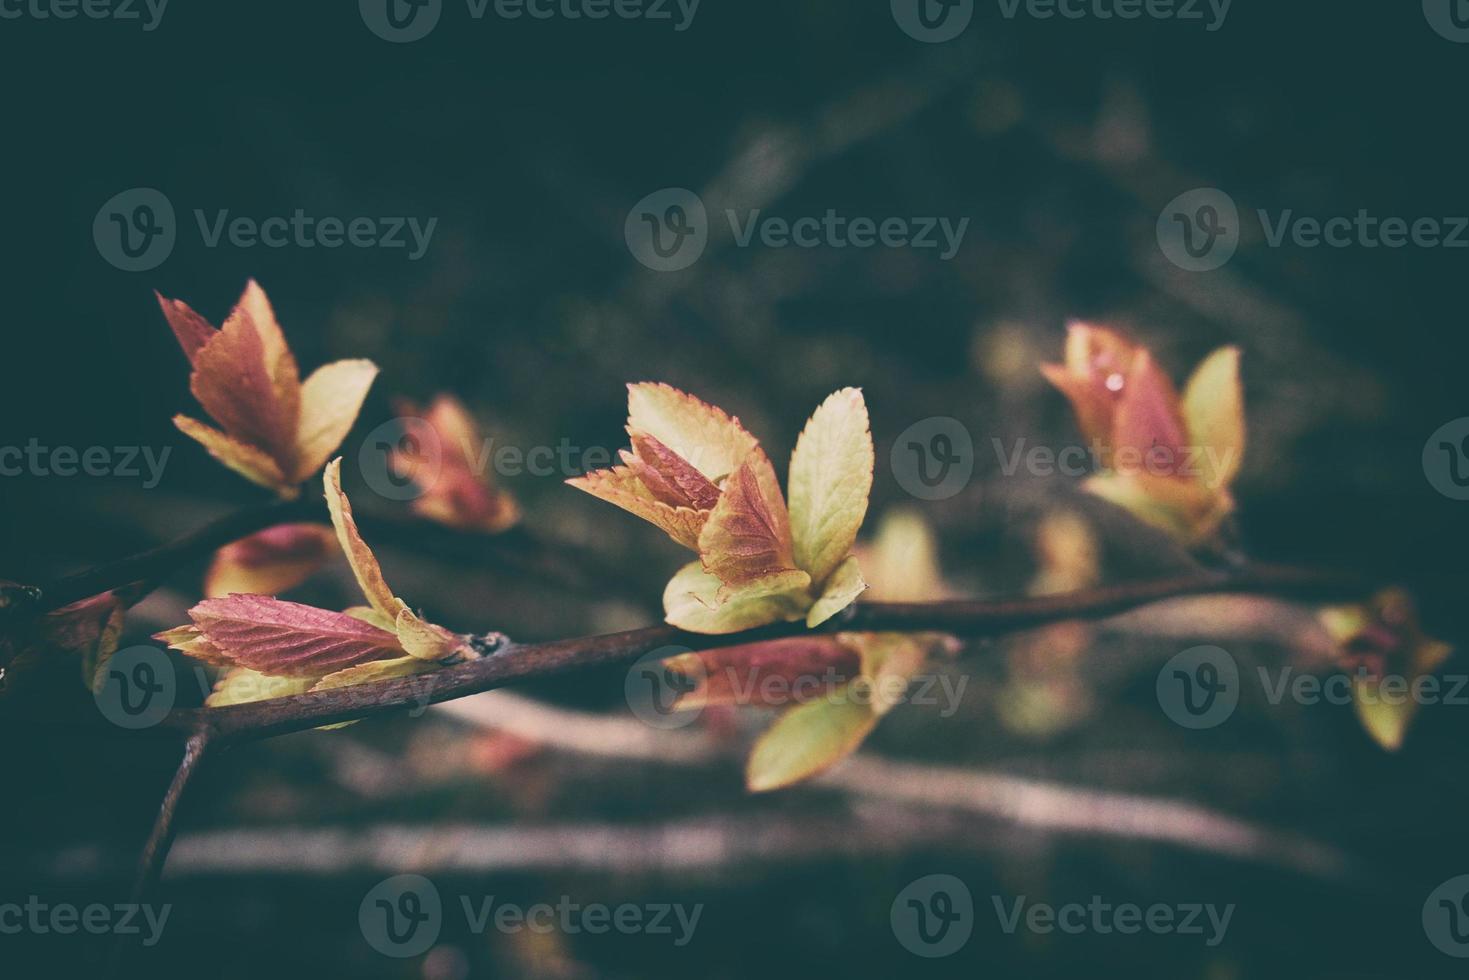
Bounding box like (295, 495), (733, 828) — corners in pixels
(1041, 322), (1244, 546)
(158, 461), (477, 709)
(569, 384), (874, 633)
(158, 281), (379, 497)
(1042, 323), (1451, 749)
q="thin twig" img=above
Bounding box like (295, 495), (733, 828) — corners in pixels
(131, 726), (213, 905)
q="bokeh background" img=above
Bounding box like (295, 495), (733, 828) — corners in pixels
(3, 1), (1469, 976)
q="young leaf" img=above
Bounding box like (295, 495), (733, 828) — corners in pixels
(295, 360), (380, 483)
(391, 395), (520, 533)
(567, 464), (708, 549)
(662, 637), (861, 710)
(161, 281), (378, 494)
(188, 292), (301, 476)
(626, 382), (757, 481)
(787, 387), (873, 587)
(204, 523), (336, 598)
(806, 555), (867, 628)
(663, 562), (808, 634)
(312, 655), (441, 692)
(1181, 346), (1245, 490)
(697, 449), (803, 591)
(187, 595), (405, 677)
(745, 688), (878, 792)
(324, 458), (402, 620)
(206, 667), (315, 708)
(173, 415), (288, 492)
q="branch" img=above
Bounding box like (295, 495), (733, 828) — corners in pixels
(37, 498), (316, 612)
(130, 726), (212, 905)
(164, 563), (1363, 745)
(431, 691), (1354, 879)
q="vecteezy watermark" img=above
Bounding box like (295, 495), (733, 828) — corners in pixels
(1156, 645), (1240, 729)
(624, 647), (703, 730)
(991, 436), (1239, 489)
(93, 188), (438, 272)
(359, 0), (699, 42)
(891, 0), (974, 43)
(95, 646), (177, 729)
(890, 417), (976, 501)
(1158, 187), (1469, 271)
(1424, 875), (1469, 957)
(1424, 417), (1469, 501)
(892, 0), (1229, 42)
(892, 875), (974, 957)
(0, 440), (170, 488)
(1158, 645), (1469, 730)
(996, 0), (1230, 29)
(0, 897), (171, 946)
(992, 895), (1234, 946)
(624, 188), (970, 272)
(624, 648), (970, 729)
(1423, 0), (1469, 43)
(359, 875), (702, 958)
(0, 0), (168, 30)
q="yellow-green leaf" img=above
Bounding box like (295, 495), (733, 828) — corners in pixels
(806, 555), (866, 628)
(1180, 346), (1245, 491)
(324, 458), (402, 619)
(293, 359), (379, 483)
(787, 388), (873, 586)
(663, 561), (808, 634)
(745, 687), (878, 792)
(206, 667), (315, 708)
(1352, 676), (1418, 752)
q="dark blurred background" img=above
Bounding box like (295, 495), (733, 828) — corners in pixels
(3, 1), (1469, 977)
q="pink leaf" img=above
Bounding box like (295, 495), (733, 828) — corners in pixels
(189, 595), (404, 677)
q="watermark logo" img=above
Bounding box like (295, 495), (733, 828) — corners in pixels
(361, 0), (698, 41)
(1159, 187), (1469, 271)
(361, 874), (442, 958)
(892, 874), (974, 957)
(1424, 0), (1469, 42)
(94, 188), (176, 273)
(0, 897), (171, 945)
(991, 436), (1238, 489)
(95, 646), (176, 729)
(891, 0), (973, 42)
(625, 188), (708, 272)
(359, 876), (701, 955)
(359, 417), (443, 503)
(1425, 875), (1469, 956)
(1156, 645), (1239, 729)
(624, 646), (703, 729)
(1424, 418), (1469, 501)
(360, 0), (443, 41)
(996, 0), (1231, 30)
(993, 895), (1233, 945)
(94, 189), (438, 271)
(891, 417), (975, 501)
(0, 440), (170, 487)
(0, 0), (169, 30)
(1156, 187), (1239, 272)
(625, 188), (970, 271)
